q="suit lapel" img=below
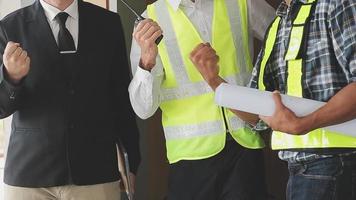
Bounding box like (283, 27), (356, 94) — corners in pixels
(77, 0), (87, 53)
(27, 0), (90, 75)
(27, 0), (90, 56)
(28, 0), (60, 61)
(75, 0), (89, 74)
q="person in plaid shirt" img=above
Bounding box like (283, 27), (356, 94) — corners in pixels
(193, 0), (356, 199)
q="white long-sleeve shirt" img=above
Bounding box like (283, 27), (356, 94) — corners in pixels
(129, 0), (275, 119)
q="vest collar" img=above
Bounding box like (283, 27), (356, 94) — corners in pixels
(167, 0), (202, 11)
(277, 0), (311, 17)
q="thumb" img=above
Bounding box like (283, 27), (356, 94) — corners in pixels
(272, 91), (284, 110)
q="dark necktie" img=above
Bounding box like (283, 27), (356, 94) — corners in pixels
(55, 12), (76, 53)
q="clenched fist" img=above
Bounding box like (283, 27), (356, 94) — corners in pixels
(3, 42), (30, 84)
(133, 19), (162, 71)
(190, 43), (222, 89)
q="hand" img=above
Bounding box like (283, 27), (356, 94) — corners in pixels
(133, 19), (163, 71)
(128, 172), (136, 194)
(119, 172), (136, 195)
(259, 91), (310, 135)
(3, 41), (30, 84)
(190, 43), (222, 90)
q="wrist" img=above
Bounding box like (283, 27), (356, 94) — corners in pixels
(3, 69), (22, 85)
(207, 76), (225, 91)
(294, 115), (316, 135)
(139, 58), (155, 72)
(8, 77), (22, 85)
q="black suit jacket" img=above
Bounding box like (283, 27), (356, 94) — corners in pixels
(0, 0), (140, 187)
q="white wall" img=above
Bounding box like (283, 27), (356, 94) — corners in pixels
(0, 0), (32, 160)
(0, 1), (29, 199)
(21, 0), (35, 7)
(1, 0), (116, 19)
(0, 0), (22, 19)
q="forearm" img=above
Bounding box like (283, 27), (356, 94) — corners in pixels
(231, 109), (260, 126)
(298, 83), (356, 133)
(0, 24), (18, 117)
(295, 2), (356, 133)
(129, 42), (162, 119)
(209, 76), (260, 125)
(128, 68), (161, 119)
(0, 63), (23, 118)
(0, 88), (20, 118)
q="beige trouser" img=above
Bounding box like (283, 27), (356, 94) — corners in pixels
(4, 181), (121, 200)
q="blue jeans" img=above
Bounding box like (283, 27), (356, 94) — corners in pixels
(286, 153), (356, 200)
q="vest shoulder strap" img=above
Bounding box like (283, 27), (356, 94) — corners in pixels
(258, 17), (281, 91)
(285, 0), (318, 61)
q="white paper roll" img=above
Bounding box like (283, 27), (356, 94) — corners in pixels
(215, 83), (356, 137)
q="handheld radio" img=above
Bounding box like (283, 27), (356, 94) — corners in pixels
(120, 0), (163, 45)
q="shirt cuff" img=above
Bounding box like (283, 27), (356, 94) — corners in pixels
(135, 65), (155, 81)
(251, 120), (270, 132)
(350, 59), (356, 82)
(135, 64), (163, 83)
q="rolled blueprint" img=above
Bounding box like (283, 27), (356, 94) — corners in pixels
(215, 83), (356, 137)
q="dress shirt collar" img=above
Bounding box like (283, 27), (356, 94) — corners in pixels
(40, 0), (78, 21)
(276, 1), (289, 17)
(283, 0), (309, 5)
(167, 0), (182, 11)
(277, 0), (310, 17)
(168, 0), (201, 11)
(297, 0), (308, 4)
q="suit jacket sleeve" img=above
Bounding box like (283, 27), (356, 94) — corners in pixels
(0, 21), (24, 119)
(111, 16), (141, 174)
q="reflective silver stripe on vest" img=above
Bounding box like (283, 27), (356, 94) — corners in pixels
(160, 81), (212, 101)
(225, 0), (248, 75)
(164, 115), (248, 140)
(154, 0), (251, 102)
(160, 74), (250, 102)
(229, 115), (248, 131)
(225, 73), (251, 86)
(164, 121), (224, 140)
(154, 1), (190, 85)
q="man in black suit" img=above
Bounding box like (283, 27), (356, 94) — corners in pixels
(0, 0), (140, 199)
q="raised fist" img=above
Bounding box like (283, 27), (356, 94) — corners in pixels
(133, 19), (162, 71)
(190, 43), (220, 85)
(3, 41), (30, 84)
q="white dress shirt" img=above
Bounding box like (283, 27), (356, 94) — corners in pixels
(129, 0), (276, 119)
(40, 0), (79, 49)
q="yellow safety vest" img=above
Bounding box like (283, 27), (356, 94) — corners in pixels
(147, 0), (264, 163)
(258, 0), (356, 150)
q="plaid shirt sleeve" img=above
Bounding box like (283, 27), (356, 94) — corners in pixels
(248, 51), (262, 89)
(350, 52), (356, 82)
(329, 0), (356, 82)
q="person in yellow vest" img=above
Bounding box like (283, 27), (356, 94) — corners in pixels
(194, 0), (356, 199)
(128, 0), (275, 199)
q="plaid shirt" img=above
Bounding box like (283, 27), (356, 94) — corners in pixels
(249, 0), (356, 162)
